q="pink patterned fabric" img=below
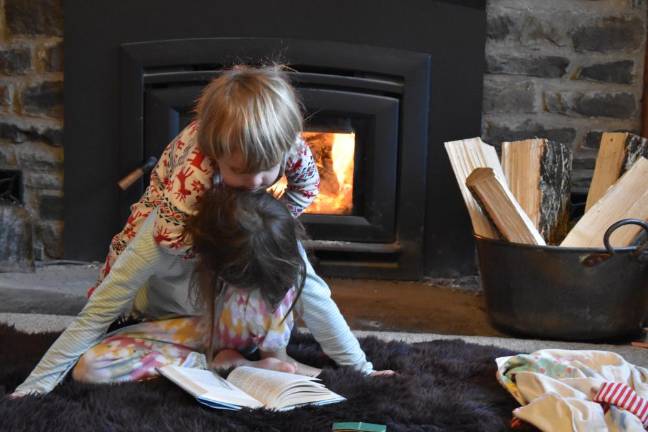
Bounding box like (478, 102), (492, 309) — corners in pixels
(89, 121), (318, 296)
(216, 286), (296, 353)
(73, 285), (296, 384)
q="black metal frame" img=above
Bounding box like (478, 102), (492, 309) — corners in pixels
(121, 38), (430, 278)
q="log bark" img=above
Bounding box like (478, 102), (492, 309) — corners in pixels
(501, 139), (572, 244)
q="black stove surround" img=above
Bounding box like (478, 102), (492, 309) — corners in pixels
(122, 39), (429, 278)
(65, 0), (487, 279)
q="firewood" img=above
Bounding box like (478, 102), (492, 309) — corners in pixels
(444, 138), (506, 239)
(466, 167), (546, 245)
(501, 138), (572, 244)
(561, 157), (648, 248)
(586, 132), (648, 212)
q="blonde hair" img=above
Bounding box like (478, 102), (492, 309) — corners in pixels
(195, 64), (303, 172)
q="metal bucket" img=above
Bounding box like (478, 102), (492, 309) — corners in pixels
(475, 219), (648, 341)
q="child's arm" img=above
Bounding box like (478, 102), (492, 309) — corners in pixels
(91, 122), (213, 295)
(295, 244), (374, 374)
(281, 137), (320, 217)
(12, 213), (164, 396)
(90, 127), (184, 295)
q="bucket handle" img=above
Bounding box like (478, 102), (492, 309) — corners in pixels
(603, 218), (648, 258)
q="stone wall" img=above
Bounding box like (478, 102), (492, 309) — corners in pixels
(0, 0), (64, 260)
(483, 0), (647, 194)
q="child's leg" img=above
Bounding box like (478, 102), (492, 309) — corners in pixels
(72, 317), (206, 384)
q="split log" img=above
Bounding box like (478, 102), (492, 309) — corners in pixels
(501, 138), (572, 244)
(586, 132), (648, 212)
(466, 167), (546, 245)
(561, 157), (648, 248)
(444, 138), (506, 239)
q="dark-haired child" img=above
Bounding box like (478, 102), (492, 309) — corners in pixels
(71, 187), (318, 383)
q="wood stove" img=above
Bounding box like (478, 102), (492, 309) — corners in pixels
(120, 39), (430, 278)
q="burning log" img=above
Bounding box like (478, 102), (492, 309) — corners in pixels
(303, 132), (340, 196)
(270, 131), (355, 215)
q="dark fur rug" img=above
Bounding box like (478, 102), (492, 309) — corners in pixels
(0, 324), (523, 432)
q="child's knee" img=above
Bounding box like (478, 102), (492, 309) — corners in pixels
(71, 351), (97, 383)
(72, 344), (117, 384)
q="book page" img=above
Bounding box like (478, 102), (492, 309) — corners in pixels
(227, 366), (318, 405)
(159, 365), (263, 409)
(227, 366), (344, 410)
(273, 383), (345, 409)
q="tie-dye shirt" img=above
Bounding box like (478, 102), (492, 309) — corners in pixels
(216, 286), (296, 353)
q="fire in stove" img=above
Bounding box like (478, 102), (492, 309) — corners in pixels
(270, 131), (356, 215)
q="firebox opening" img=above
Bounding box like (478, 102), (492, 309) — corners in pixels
(270, 130), (356, 215)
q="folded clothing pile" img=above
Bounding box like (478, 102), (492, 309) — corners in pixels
(497, 349), (648, 431)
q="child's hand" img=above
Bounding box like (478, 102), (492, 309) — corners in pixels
(7, 390), (29, 399)
(370, 369), (397, 377)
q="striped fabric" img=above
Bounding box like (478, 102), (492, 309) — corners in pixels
(594, 382), (648, 427)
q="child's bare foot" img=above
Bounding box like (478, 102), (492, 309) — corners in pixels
(259, 348), (321, 377)
(211, 349), (296, 373)
(211, 349), (250, 370)
(253, 357), (297, 374)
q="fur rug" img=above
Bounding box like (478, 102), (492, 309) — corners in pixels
(0, 324), (523, 431)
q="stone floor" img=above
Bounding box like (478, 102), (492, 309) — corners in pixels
(1, 262), (647, 366)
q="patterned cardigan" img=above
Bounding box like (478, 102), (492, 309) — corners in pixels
(92, 121), (320, 293)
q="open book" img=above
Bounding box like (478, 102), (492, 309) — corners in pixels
(158, 365), (346, 411)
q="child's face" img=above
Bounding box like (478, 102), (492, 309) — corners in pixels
(216, 150), (281, 191)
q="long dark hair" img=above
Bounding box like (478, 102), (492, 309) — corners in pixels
(184, 185), (307, 357)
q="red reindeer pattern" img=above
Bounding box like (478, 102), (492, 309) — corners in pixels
(187, 150), (210, 173)
(153, 227), (174, 244)
(126, 210), (146, 227)
(174, 167), (194, 201)
(191, 179), (206, 194)
(90, 123), (319, 295)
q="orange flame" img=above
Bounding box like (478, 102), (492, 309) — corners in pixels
(269, 131), (355, 215)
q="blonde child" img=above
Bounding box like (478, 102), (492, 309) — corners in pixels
(13, 64), (390, 396)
